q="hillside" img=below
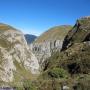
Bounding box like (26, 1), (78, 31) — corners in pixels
(35, 17), (90, 90)
(30, 25), (72, 68)
(0, 23), (17, 31)
(0, 17), (90, 90)
(0, 23), (39, 87)
(34, 25), (72, 43)
(62, 16), (90, 50)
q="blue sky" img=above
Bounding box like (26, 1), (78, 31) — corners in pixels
(0, 0), (90, 35)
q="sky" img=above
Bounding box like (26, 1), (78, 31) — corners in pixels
(0, 0), (90, 36)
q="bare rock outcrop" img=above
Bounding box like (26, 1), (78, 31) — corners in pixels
(29, 25), (72, 68)
(0, 23), (39, 85)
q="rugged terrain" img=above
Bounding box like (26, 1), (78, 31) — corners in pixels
(35, 17), (90, 90)
(0, 16), (90, 90)
(30, 25), (72, 68)
(0, 23), (39, 87)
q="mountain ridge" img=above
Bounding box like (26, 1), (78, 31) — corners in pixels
(34, 25), (72, 43)
(0, 16), (90, 89)
(0, 23), (39, 87)
(24, 34), (37, 44)
(35, 16), (90, 90)
(30, 25), (72, 69)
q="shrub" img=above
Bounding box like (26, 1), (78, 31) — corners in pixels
(48, 68), (68, 78)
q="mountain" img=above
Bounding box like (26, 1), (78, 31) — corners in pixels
(0, 23), (39, 87)
(24, 34), (37, 44)
(30, 25), (72, 68)
(34, 25), (72, 43)
(35, 17), (90, 90)
(62, 16), (90, 50)
(0, 16), (90, 90)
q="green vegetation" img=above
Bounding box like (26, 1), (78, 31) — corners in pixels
(62, 17), (90, 50)
(15, 80), (37, 90)
(48, 68), (68, 78)
(8, 60), (37, 90)
(10, 60), (32, 87)
(34, 25), (72, 43)
(0, 17), (90, 90)
(34, 17), (90, 90)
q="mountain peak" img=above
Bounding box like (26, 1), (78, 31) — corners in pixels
(34, 25), (72, 43)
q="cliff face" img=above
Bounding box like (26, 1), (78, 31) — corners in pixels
(30, 40), (63, 65)
(62, 16), (90, 50)
(0, 24), (39, 85)
(30, 25), (72, 67)
(36, 17), (90, 90)
(42, 16), (90, 75)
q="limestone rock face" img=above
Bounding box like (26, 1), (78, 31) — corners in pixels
(0, 24), (39, 83)
(62, 17), (90, 50)
(42, 16), (90, 76)
(29, 25), (72, 67)
(36, 16), (90, 90)
(30, 40), (63, 64)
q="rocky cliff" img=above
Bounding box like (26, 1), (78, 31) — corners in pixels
(62, 16), (90, 50)
(0, 23), (39, 86)
(30, 25), (72, 67)
(35, 17), (90, 90)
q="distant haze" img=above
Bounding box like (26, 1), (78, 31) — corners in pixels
(24, 34), (37, 44)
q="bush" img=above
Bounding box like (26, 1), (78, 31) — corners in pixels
(48, 68), (68, 78)
(22, 80), (37, 90)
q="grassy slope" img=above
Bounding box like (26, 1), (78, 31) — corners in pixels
(34, 25), (72, 43)
(35, 18), (90, 90)
(0, 23), (17, 31)
(9, 60), (32, 87)
(62, 17), (90, 50)
(38, 43), (90, 90)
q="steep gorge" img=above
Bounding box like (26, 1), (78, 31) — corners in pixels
(29, 25), (72, 68)
(35, 16), (90, 90)
(0, 16), (90, 90)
